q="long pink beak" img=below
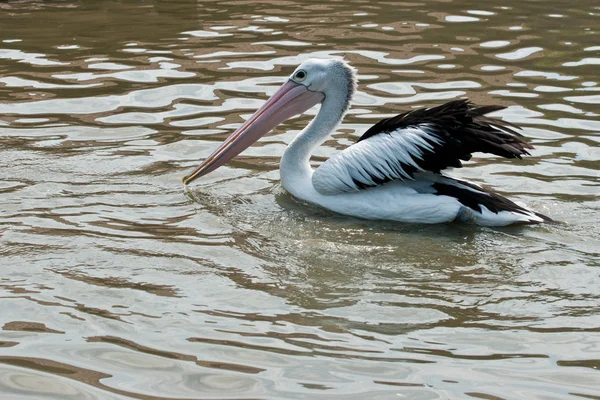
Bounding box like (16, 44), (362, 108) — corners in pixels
(182, 80), (324, 185)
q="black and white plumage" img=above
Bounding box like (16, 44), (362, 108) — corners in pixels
(313, 100), (532, 194)
(311, 99), (551, 223)
(184, 58), (551, 225)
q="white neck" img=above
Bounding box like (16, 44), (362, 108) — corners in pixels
(280, 92), (350, 197)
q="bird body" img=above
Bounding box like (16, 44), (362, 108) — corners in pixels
(184, 58), (551, 226)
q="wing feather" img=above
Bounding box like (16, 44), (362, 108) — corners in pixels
(312, 100), (533, 196)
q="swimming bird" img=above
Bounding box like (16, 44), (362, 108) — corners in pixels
(183, 58), (551, 226)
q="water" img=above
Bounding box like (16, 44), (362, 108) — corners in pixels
(1, 0), (599, 399)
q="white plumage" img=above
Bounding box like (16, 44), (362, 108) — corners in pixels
(313, 125), (443, 195)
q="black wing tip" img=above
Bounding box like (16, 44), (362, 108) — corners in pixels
(532, 210), (556, 223)
(433, 180), (553, 223)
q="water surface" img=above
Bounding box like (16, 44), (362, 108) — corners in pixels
(1, 0), (599, 399)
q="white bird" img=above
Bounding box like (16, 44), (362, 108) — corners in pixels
(183, 58), (551, 226)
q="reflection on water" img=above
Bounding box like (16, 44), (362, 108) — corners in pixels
(1, 0), (599, 399)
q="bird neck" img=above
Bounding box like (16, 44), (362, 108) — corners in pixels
(280, 92), (350, 193)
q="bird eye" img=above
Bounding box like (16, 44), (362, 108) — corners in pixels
(294, 70), (307, 82)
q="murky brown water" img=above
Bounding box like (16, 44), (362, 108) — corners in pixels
(1, 0), (599, 398)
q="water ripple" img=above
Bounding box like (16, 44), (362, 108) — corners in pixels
(1, 1), (599, 399)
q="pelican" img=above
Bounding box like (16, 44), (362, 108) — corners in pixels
(183, 58), (551, 226)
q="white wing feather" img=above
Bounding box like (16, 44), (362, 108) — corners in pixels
(312, 125), (443, 195)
